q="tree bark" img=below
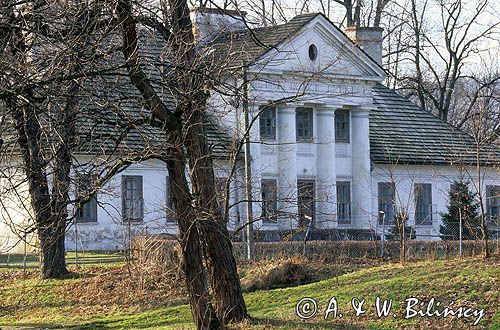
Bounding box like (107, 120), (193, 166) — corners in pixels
(164, 143), (221, 330)
(167, 0), (248, 323)
(183, 103), (248, 323)
(118, 0), (248, 323)
(117, 1), (222, 328)
(39, 222), (68, 278)
(10, 100), (69, 278)
(476, 150), (490, 259)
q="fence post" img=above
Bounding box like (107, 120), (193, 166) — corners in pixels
(23, 233), (27, 275)
(459, 208), (463, 258)
(380, 211), (385, 258)
(74, 217), (79, 268)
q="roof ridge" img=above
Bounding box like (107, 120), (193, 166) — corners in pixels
(210, 12), (320, 48)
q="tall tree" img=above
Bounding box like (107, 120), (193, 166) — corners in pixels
(0, 0), (95, 278)
(0, 0), (156, 278)
(117, 0), (247, 326)
(388, 0), (499, 123)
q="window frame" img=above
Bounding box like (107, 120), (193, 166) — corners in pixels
(215, 176), (228, 218)
(378, 182), (395, 224)
(335, 110), (350, 143)
(261, 178), (278, 222)
(259, 105), (277, 141)
(336, 181), (351, 224)
(414, 183), (433, 225)
(122, 175), (144, 223)
(297, 179), (315, 227)
(295, 107), (313, 142)
(486, 185), (500, 227)
(165, 176), (175, 222)
(75, 174), (98, 223)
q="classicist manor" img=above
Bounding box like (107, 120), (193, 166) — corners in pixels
(1, 8), (499, 252)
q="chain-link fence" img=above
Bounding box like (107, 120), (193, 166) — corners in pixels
(129, 221), (500, 267)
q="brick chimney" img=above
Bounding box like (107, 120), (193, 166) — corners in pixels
(345, 27), (383, 66)
(190, 7), (246, 45)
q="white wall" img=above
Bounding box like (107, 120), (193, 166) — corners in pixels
(65, 159), (175, 251)
(371, 164), (500, 239)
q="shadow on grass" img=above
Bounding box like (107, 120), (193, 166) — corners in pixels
(250, 317), (370, 329)
(60, 271), (96, 279)
(5, 317), (370, 330)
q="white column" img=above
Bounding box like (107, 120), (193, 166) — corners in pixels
(351, 109), (372, 229)
(316, 110), (337, 229)
(277, 106), (298, 229)
(249, 104), (262, 229)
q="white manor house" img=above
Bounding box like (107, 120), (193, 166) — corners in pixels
(1, 8), (499, 252)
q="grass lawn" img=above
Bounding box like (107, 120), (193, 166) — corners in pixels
(0, 257), (498, 329)
(0, 251), (124, 268)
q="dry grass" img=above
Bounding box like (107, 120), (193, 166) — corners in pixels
(1, 257), (499, 329)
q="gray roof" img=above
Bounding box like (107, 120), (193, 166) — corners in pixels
(207, 13), (321, 69)
(74, 29), (233, 160)
(0, 28), (233, 161)
(370, 84), (500, 166)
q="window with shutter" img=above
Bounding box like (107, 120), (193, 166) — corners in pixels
(486, 186), (500, 227)
(261, 179), (278, 222)
(335, 110), (350, 143)
(259, 106), (276, 140)
(298, 180), (315, 227)
(296, 108), (313, 142)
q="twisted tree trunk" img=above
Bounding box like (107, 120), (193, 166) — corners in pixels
(164, 142), (221, 330)
(168, 0), (248, 322)
(183, 99), (247, 323)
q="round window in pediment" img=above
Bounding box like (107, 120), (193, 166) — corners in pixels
(308, 44), (318, 61)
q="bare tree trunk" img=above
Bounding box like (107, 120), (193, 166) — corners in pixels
(10, 101), (69, 278)
(38, 222), (68, 278)
(399, 218), (406, 265)
(164, 144), (221, 330)
(476, 149), (490, 258)
(168, 0), (248, 323)
(117, 1), (222, 327)
(344, 0), (354, 26)
(118, 0), (248, 323)
(183, 102), (247, 322)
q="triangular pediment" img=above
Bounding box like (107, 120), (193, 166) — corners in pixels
(250, 14), (386, 80)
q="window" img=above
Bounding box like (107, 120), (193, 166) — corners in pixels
(296, 108), (313, 142)
(215, 177), (228, 217)
(75, 175), (97, 223)
(378, 182), (395, 224)
(261, 179), (278, 222)
(259, 106), (276, 140)
(165, 176), (175, 222)
(335, 110), (350, 143)
(486, 185), (500, 226)
(414, 183), (432, 225)
(337, 181), (351, 224)
(308, 44), (318, 61)
(122, 175), (143, 223)
(297, 180), (315, 227)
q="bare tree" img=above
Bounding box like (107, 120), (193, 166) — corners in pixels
(0, 0), (163, 278)
(117, 0), (248, 326)
(0, 0), (106, 278)
(390, 0), (500, 124)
